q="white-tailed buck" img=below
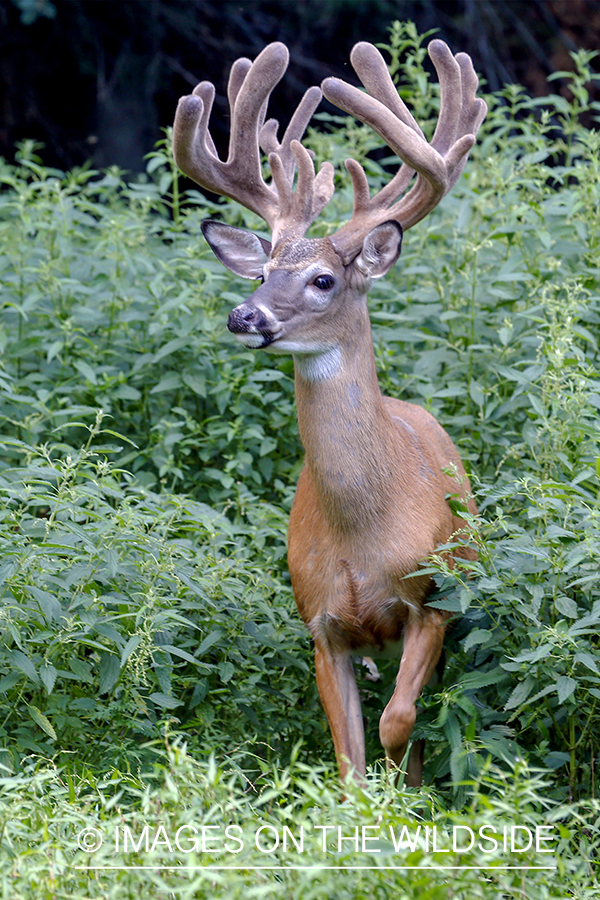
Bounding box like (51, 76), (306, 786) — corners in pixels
(173, 38), (486, 784)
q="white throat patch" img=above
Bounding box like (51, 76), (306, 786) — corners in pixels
(293, 346), (343, 383)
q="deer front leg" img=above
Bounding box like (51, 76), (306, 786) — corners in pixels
(314, 638), (366, 781)
(379, 609), (448, 786)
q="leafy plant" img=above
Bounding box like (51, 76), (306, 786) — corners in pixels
(0, 17), (599, 824)
(0, 417), (320, 772)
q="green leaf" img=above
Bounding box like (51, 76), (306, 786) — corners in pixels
(29, 587), (63, 623)
(460, 667), (506, 690)
(519, 683), (556, 709)
(462, 628), (493, 653)
(219, 661), (235, 683)
(464, 715), (477, 742)
(445, 712), (462, 751)
(196, 630), (223, 657)
(504, 677), (534, 711)
(182, 372), (206, 397)
(574, 651), (599, 674)
(98, 654), (121, 695)
(146, 153), (168, 173)
(556, 675), (577, 704)
(120, 635), (143, 666)
(469, 381), (485, 406)
(73, 360), (98, 385)
(450, 745), (467, 787)
(9, 650), (39, 684)
(554, 595), (579, 618)
(70, 658), (93, 683)
(156, 644), (200, 665)
(544, 751), (570, 770)
(39, 661), (57, 695)
(150, 373), (182, 394)
(149, 692), (181, 709)
(28, 706), (57, 740)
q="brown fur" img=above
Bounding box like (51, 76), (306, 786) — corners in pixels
(205, 222), (477, 785)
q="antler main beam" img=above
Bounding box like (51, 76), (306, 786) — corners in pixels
(322, 40), (487, 261)
(172, 42), (334, 244)
(173, 39), (486, 257)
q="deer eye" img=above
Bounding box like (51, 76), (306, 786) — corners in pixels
(313, 274), (335, 291)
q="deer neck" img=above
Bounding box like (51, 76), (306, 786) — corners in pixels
(293, 306), (401, 532)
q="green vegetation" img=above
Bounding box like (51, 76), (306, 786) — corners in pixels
(0, 22), (599, 898)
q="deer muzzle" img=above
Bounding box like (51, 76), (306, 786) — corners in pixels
(227, 301), (281, 348)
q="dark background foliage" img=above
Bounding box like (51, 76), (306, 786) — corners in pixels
(1, 0), (599, 172)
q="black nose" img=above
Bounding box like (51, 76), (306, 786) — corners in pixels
(227, 304), (264, 333)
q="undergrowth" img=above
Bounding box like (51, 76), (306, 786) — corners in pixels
(2, 741), (598, 899)
(0, 19), (599, 896)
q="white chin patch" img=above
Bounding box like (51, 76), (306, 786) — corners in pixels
(234, 331), (282, 349)
(234, 333), (270, 349)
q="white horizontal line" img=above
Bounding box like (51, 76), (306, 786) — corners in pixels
(71, 864), (558, 872)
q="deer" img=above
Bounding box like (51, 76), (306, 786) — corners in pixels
(173, 38), (487, 786)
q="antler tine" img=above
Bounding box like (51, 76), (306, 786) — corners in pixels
(173, 43), (290, 230)
(384, 42), (487, 228)
(260, 85), (321, 181)
(267, 139), (335, 244)
(226, 57), (251, 126)
(454, 51), (489, 160)
(349, 42), (426, 139)
(173, 44), (335, 243)
(259, 85), (335, 242)
(259, 85), (334, 243)
(321, 40), (487, 262)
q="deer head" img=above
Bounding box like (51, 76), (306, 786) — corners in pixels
(173, 40), (486, 335)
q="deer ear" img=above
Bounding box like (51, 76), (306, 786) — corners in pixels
(201, 220), (271, 279)
(355, 221), (403, 279)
